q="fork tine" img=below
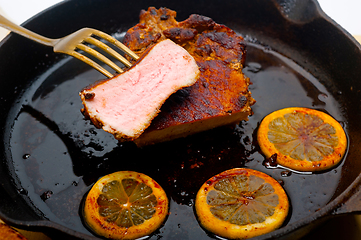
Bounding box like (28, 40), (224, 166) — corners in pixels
(77, 43), (124, 74)
(90, 29), (139, 61)
(0, 15), (139, 79)
(68, 51), (115, 78)
(84, 37), (133, 68)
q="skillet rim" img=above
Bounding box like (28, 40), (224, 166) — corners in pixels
(0, 0), (361, 239)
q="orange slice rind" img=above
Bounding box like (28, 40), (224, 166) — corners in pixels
(195, 168), (289, 239)
(257, 107), (347, 172)
(83, 171), (168, 239)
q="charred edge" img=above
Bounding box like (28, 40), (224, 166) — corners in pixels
(163, 28), (198, 44)
(183, 14), (216, 32)
(160, 14), (169, 20)
(84, 92), (95, 100)
(238, 95), (248, 108)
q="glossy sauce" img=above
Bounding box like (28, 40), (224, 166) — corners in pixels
(8, 42), (347, 238)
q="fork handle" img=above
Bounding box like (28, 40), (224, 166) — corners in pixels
(0, 14), (58, 46)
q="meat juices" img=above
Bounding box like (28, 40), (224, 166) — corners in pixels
(80, 39), (200, 141)
(123, 7), (255, 146)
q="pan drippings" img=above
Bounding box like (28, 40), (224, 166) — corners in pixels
(7, 42), (347, 238)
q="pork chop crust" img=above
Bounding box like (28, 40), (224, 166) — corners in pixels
(123, 7), (255, 145)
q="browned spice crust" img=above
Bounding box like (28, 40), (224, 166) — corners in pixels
(123, 7), (255, 138)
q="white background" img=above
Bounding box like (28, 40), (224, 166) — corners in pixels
(0, 0), (360, 35)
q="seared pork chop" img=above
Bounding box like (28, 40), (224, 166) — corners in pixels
(80, 39), (199, 141)
(122, 7), (255, 146)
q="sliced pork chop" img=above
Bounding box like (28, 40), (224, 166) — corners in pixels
(122, 7), (255, 146)
(80, 39), (200, 141)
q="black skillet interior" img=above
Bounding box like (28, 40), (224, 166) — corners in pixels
(1, 0), (361, 239)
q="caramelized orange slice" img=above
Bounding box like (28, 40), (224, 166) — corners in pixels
(195, 168), (289, 239)
(257, 107), (347, 172)
(83, 171), (168, 239)
(0, 223), (28, 240)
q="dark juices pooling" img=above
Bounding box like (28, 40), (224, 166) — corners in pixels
(7, 41), (346, 238)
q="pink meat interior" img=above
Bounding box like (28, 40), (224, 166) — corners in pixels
(81, 39), (199, 139)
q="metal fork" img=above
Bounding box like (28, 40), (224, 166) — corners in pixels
(0, 14), (139, 78)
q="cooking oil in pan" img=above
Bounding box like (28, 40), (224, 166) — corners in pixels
(7, 42), (347, 238)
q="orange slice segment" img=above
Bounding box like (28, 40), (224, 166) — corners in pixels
(83, 171), (168, 239)
(195, 168), (289, 239)
(257, 107), (347, 172)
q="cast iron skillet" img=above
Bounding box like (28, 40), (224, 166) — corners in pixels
(1, 0), (361, 239)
